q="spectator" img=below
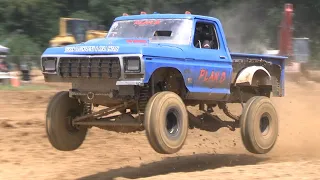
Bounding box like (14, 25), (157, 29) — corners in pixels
(20, 54), (31, 82)
(0, 57), (9, 72)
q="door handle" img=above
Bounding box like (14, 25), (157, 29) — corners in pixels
(220, 56), (226, 59)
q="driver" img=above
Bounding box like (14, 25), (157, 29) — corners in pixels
(200, 25), (213, 49)
(202, 40), (211, 49)
(194, 24), (213, 49)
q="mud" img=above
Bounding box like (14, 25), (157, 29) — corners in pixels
(0, 77), (320, 179)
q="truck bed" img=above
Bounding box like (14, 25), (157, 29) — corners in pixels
(230, 52), (286, 97)
(230, 52), (287, 60)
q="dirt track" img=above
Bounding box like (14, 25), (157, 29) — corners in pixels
(1, 77), (320, 179)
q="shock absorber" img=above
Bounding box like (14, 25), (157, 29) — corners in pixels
(137, 85), (150, 112)
(83, 102), (93, 115)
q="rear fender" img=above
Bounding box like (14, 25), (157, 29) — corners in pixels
(235, 66), (271, 86)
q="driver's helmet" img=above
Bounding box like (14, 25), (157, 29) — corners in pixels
(201, 25), (212, 39)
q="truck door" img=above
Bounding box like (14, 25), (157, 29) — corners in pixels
(185, 19), (233, 100)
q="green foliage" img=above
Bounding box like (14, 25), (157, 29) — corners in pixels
(1, 0), (59, 51)
(6, 34), (41, 55)
(70, 10), (98, 22)
(5, 34), (41, 66)
(0, 26), (6, 41)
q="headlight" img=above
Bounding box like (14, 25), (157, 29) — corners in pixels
(42, 57), (57, 72)
(123, 56), (141, 73)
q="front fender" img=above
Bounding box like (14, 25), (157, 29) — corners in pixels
(235, 66), (271, 85)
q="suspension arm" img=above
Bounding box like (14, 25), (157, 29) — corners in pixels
(73, 101), (135, 123)
(218, 103), (240, 121)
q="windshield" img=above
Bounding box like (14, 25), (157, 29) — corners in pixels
(107, 19), (193, 45)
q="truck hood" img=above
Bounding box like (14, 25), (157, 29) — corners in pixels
(42, 37), (185, 59)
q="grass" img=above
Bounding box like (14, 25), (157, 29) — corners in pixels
(0, 84), (52, 91)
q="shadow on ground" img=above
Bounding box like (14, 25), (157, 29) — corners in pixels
(189, 112), (238, 132)
(78, 153), (268, 180)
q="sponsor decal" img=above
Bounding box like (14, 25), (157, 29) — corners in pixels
(64, 46), (119, 53)
(198, 69), (226, 83)
(126, 39), (147, 43)
(133, 20), (161, 26)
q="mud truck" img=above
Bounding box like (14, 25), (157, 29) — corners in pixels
(41, 13), (286, 155)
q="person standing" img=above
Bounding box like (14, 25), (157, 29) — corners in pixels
(0, 57), (9, 72)
(20, 54), (31, 82)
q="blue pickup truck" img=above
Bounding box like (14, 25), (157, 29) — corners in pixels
(41, 12), (286, 155)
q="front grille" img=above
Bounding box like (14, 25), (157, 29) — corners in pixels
(58, 57), (121, 78)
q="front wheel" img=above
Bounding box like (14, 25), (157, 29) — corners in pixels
(144, 91), (189, 154)
(46, 91), (87, 151)
(240, 96), (279, 154)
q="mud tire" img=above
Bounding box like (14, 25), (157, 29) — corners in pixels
(46, 91), (87, 151)
(240, 96), (279, 154)
(144, 91), (188, 154)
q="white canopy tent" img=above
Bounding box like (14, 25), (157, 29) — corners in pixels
(0, 45), (9, 53)
(0, 45), (11, 79)
(0, 45), (9, 57)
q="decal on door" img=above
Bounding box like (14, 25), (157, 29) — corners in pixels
(198, 69), (226, 83)
(197, 69), (228, 88)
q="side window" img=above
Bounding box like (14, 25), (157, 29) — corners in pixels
(193, 22), (219, 50)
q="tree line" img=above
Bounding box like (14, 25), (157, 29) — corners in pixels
(0, 0), (319, 61)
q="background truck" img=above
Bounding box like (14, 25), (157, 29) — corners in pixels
(41, 12), (286, 155)
(49, 17), (108, 47)
(265, 3), (310, 76)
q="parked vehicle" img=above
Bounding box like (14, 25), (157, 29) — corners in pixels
(49, 18), (107, 47)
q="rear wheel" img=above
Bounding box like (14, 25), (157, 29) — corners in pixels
(46, 91), (87, 151)
(144, 91), (188, 154)
(240, 96), (279, 154)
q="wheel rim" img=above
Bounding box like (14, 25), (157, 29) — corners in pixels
(260, 112), (270, 137)
(65, 109), (81, 133)
(165, 109), (181, 138)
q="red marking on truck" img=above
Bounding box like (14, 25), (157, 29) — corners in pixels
(220, 72), (226, 83)
(126, 39), (147, 43)
(134, 20), (161, 26)
(199, 69), (206, 80)
(198, 69), (226, 83)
